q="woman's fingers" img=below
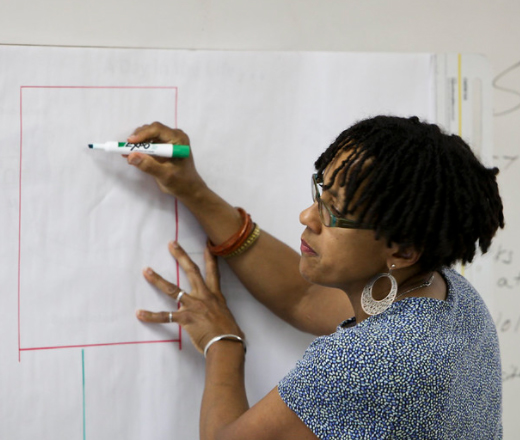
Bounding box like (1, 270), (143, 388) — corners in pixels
(138, 242), (242, 352)
(142, 267), (189, 304)
(127, 152), (171, 179)
(126, 122), (190, 183)
(168, 241), (207, 295)
(204, 246), (224, 300)
(142, 243), (223, 305)
(126, 122), (206, 200)
(129, 121), (190, 145)
(128, 124), (159, 143)
(136, 309), (179, 324)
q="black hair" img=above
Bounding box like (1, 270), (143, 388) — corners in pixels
(315, 115), (504, 272)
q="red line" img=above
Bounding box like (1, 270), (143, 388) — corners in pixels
(174, 90), (181, 349)
(20, 339), (181, 352)
(175, 87), (178, 128)
(18, 85), (182, 359)
(172, 89), (182, 350)
(20, 86), (177, 90)
(175, 197), (183, 350)
(18, 87), (23, 362)
(175, 198), (179, 244)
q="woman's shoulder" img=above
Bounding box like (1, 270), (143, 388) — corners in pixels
(298, 314), (432, 374)
(290, 267), (498, 377)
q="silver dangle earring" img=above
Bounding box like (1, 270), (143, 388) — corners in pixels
(361, 264), (398, 316)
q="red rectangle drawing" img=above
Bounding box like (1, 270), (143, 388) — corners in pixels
(18, 86), (183, 360)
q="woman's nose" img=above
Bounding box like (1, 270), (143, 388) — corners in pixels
(299, 201), (322, 233)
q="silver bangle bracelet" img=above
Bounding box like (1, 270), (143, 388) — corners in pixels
(203, 334), (246, 358)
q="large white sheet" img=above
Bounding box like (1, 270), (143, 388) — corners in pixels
(0, 46), (434, 439)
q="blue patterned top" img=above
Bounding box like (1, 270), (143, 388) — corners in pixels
(278, 268), (502, 439)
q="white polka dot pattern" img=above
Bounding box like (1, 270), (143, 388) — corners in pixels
(278, 268), (502, 439)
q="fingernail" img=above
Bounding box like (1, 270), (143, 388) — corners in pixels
(128, 154), (142, 165)
(144, 267), (153, 276)
(169, 241), (180, 249)
(136, 309), (144, 318)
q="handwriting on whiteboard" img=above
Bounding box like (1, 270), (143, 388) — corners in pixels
(503, 364), (520, 383)
(493, 245), (520, 290)
(493, 60), (520, 117)
(494, 313), (520, 335)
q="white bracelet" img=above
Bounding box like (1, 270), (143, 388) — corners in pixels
(203, 334), (246, 358)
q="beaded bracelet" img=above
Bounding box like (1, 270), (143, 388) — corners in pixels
(224, 223), (261, 259)
(203, 334), (247, 358)
(207, 208), (260, 258)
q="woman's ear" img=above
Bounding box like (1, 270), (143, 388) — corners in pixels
(387, 244), (422, 269)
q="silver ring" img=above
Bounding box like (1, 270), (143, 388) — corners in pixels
(168, 312), (173, 323)
(176, 290), (186, 304)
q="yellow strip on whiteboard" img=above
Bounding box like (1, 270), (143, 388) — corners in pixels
(458, 53), (465, 276)
(435, 53), (493, 278)
(458, 53), (463, 137)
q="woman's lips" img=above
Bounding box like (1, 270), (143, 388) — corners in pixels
(300, 239), (317, 255)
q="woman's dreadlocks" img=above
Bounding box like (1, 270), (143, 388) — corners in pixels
(315, 115), (504, 272)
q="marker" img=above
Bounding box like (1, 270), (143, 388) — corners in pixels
(88, 142), (190, 158)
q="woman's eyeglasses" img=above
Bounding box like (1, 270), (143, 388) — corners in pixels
(311, 174), (373, 229)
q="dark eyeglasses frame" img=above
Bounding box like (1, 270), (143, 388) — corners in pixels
(312, 173), (373, 229)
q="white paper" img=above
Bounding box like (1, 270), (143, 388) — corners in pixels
(0, 45), (434, 439)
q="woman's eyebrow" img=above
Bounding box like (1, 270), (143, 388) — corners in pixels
(324, 186), (339, 198)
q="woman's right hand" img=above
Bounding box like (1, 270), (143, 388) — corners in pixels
(126, 122), (207, 200)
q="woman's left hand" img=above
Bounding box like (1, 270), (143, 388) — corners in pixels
(136, 241), (244, 354)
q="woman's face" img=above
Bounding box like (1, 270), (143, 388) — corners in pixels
(299, 151), (393, 292)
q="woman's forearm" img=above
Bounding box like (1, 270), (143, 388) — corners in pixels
(199, 342), (248, 440)
(178, 187), (330, 332)
(126, 122), (350, 335)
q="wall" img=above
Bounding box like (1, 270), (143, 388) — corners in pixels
(2, 0), (519, 437)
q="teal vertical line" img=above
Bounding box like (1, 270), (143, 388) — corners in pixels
(82, 349), (86, 440)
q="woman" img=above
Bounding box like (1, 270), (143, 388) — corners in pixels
(129, 116), (503, 439)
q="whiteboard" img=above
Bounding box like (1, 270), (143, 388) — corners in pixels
(0, 45), (456, 439)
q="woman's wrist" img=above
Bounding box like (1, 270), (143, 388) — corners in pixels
(203, 334), (247, 358)
(179, 188), (247, 248)
(173, 178), (211, 206)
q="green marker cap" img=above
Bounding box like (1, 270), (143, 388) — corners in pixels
(172, 144), (191, 158)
